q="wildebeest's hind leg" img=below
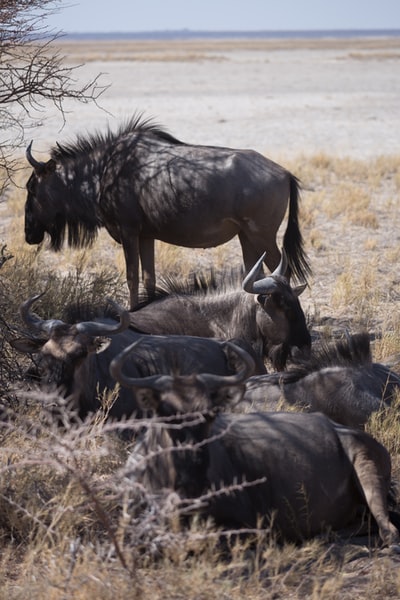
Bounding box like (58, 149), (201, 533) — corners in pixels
(345, 432), (400, 547)
(139, 237), (155, 301)
(238, 230), (281, 277)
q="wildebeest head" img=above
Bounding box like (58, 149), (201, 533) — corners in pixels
(25, 142), (100, 251)
(242, 250), (310, 369)
(25, 142), (62, 247)
(11, 294), (129, 406)
(111, 337), (255, 495)
(110, 338), (255, 417)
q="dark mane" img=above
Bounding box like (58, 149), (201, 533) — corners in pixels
(132, 266), (245, 312)
(48, 212), (100, 251)
(310, 332), (373, 367)
(61, 301), (121, 324)
(45, 113), (185, 250)
(51, 113), (184, 160)
(266, 333), (373, 385)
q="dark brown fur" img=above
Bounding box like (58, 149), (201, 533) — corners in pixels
(25, 114), (310, 309)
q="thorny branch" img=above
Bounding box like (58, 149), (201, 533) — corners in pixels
(0, 401), (271, 568)
(0, 0), (108, 192)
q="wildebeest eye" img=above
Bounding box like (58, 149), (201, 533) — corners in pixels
(256, 294), (267, 307)
(258, 293), (284, 309)
(272, 293), (283, 308)
(25, 365), (41, 381)
(26, 174), (38, 194)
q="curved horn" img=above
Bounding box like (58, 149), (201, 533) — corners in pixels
(75, 298), (130, 336)
(198, 341), (255, 388)
(20, 293), (64, 335)
(110, 339), (255, 392)
(242, 252), (266, 293)
(26, 141), (46, 171)
(271, 248), (288, 278)
(242, 249), (288, 295)
(109, 337), (173, 390)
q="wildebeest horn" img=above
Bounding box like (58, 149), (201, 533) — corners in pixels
(242, 249), (288, 294)
(110, 339), (255, 391)
(20, 295), (129, 337)
(26, 141), (46, 171)
(20, 293), (64, 335)
(75, 299), (130, 336)
(109, 339), (173, 390)
(198, 341), (255, 388)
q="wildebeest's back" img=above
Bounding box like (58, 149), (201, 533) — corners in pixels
(242, 332), (400, 427)
(130, 294), (215, 337)
(105, 134), (290, 247)
(118, 333), (241, 377)
(206, 411), (361, 538)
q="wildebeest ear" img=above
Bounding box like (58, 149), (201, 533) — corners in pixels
(43, 159), (56, 175)
(9, 337), (44, 354)
(293, 283), (307, 297)
(92, 337), (112, 354)
(31, 159), (56, 177)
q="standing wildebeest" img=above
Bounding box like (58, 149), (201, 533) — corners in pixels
(243, 333), (400, 428)
(11, 295), (256, 422)
(24, 114), (311, 309)
(129, 250), (311, 371)
(111, 343), (400, 546)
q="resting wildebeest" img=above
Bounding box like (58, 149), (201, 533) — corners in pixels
(24, 114), (310, 309)
(11, 295), (256, 422)
(110, 336), (255, 416)
(129, 250), (310, 371)
(243, 333), (400, 428)
(111, 343), (400, 546)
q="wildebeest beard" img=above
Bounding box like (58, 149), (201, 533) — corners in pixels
(48, 211), (100, 251)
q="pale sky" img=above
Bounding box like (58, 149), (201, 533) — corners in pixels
(44, 0), (400, 33)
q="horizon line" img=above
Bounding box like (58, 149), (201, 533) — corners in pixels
(59, 27), (400, 37)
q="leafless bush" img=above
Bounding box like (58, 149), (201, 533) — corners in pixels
(0, 250), (125, 411)
(1, 393), (400, 598)
(0, 246), (23, 403)
(0, 0), (106, 192)
(0, 398), (269, 572)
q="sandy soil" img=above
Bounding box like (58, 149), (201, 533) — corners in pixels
(29, 37), (400, 160)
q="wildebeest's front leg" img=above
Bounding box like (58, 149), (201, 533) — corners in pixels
(139, 237), (155, 301)
(122, 233), (140, 310)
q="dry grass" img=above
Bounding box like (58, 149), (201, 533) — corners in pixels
(346, 51), (400, 61)
(49, 37), (400, 64)
(1, 150), (400, 598)
(1, 399), (400, 600)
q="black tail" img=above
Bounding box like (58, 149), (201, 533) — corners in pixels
(283, 175), (311, 282)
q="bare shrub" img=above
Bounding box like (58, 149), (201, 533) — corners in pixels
(0, 249), (125, 415)
(0, 0), (106, 192)
(1, 396), (400, 599)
